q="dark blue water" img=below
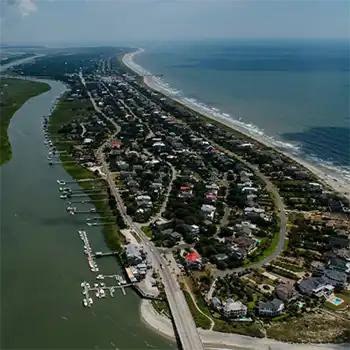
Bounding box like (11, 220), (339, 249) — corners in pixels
(135, 39), (350, 173)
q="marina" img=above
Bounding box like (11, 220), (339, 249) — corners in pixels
(80, 278), (132, 307)
(1, 76), (172, 349)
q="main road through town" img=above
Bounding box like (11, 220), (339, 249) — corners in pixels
(80, 72), (205, 350)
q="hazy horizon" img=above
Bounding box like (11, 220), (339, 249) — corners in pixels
(0, 0), (349, 46)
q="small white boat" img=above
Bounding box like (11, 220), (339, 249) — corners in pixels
(80, 282), (85, 287)
(100, 289), (106, 298)
(60, 195), (67, 199)
(96, 275), (104, 280)
(94, 283), (99, 288)
(83, 299), (88, 307)
(89, 298), (93, 304)
(95, 290), (100, 298)
(100, 282), (105, 287)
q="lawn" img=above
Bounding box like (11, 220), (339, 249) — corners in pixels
(141, 225), (153, 238)
(0, 78), (50, 165)
(244, 230), (280, 267)
(183, 291), (211, 329)
(325, 292), (350, 312)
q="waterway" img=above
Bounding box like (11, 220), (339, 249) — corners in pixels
(0, 78), (175, 349)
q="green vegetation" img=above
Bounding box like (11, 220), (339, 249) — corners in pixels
(272, 261), (303, 273)
(266, 313), (350, 343)
(244, 230), (280, 267)
(141, 226), (153, 238)
(48, 95), (124, 251)
(0, 78), (50, 165)
(325, 292), (349, 311)
(213, 319), (265, 338)
(151, 300), (170, 317)
(183, 291), (211, 329)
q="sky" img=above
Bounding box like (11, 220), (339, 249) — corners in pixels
(0, 0), (349, 46)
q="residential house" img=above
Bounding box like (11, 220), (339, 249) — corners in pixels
(327, 257), (350, 274)
(169, 231), (182, 242)
(190, 225), (200, 236)
(184, 251), (203, 270)
(201, 204), (216, 221)
(244, 207), (266, 220)
(116, 160), (130, 171)
(298, 277), (334, 297)
(230, 236), (257, 253)
(178, 186), (193, 199)
(255, 299), (284, 317)
(135, 195), (153, 208)
(223, 299), (248, 318)
(322, 269), (347, 289)
(211, 297), (222, 308)
(308, 182), (323, 192)
(214, 253), (229, 263)
(241, 187), (258, 194)
(275, 283), (299, 302)
(230, 246), (248, 260)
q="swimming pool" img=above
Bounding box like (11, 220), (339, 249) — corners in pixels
(332, 297), (344, 306)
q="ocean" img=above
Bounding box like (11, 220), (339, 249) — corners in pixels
(134, 39), (350, 180)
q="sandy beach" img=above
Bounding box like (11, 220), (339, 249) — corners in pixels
(140, 300), (347, 350)
(122, 49), (350, 202)
(125, 48), (349, 349)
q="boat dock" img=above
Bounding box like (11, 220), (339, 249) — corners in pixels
(56, 178), (101, 185)
(94, 251), (119, 258)
(87, 222), (115, 226)
(78, 230), (99, 272)
(81, 277), (132, 306)
(68, 199), (108, 204)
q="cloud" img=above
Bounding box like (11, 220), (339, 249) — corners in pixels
(2, 0), (37, 17)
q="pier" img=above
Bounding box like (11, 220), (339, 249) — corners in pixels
(87, 222), (115, 226)
(78, 230), (99, 272)
(56, 178), (101, 185)
(81, 281), (133, 306)
(67, 199), (108, 204)
(94, 251), (119, 258)
(69, 193), (106, 198)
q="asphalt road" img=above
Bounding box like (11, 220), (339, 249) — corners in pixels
(81, 72), (205, 350)
(209, 140), (287, 277)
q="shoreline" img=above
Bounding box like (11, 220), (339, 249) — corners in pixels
(140, 300), (347, 350)
(125, 48), (349, 349)
(122, 49), (350, 202)
(0, 78), (51, 166)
